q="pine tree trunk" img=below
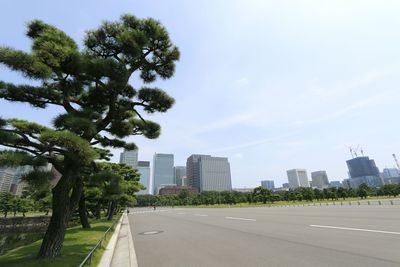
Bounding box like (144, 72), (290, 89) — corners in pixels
(79, 192), (91, 229)
(95, 204), (101, 219)
(107, 201), (116, 221)
(37, 181), (72, 258)
(37, 164), (82, 258)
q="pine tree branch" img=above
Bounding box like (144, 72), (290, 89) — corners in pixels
(133, 109), (147, 124)
(1, 143), (41, 156)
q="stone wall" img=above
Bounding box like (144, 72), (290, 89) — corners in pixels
(0, 216), (51, 233)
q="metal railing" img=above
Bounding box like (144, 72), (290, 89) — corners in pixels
(78, 215), (121, 267)
(275, 199), (400, 207)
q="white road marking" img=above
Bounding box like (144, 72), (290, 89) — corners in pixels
(142, 231), (160, 235)
(132, 209), (171, 214)
(177, 212), (186, 215)
(194, 214), (208, 217)
(225, 217), (256, 221)
(310, 224), (400, 235)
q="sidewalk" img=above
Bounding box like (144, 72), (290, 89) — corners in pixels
(99, 213), (138, 267)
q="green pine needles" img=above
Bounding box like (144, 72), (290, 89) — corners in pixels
(0, 14), (179, 258)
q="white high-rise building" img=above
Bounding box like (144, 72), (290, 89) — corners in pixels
(287, 169), (309, 188)
(137, 161), (151, 195)
(311, 171), (330, 189)
(119, 149), (138, 168)
(0, 168), (15, 193)
(153, 153), (174, 194)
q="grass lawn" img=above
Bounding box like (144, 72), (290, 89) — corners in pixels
(0, 216), (120, 267)
(181, 196), (400, 208)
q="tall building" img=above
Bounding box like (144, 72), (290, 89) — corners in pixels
(0, 164), (59, 195)
(0, 168), (15, 193)
(153, 153), (174, 194)
(311, 171), (329, 189)
(346, 156), (383, 188)
(174, 166), (186, 186)
(261, 180), (275, 190)
(286, 169), (309, 188)
(186, 154), (232, 192)
(382, 168), (400, 179)
(186, 155), (207, 190)
(119, 149), (138, 168)
(137, 161), (151, 195)
(329, 181), (343, 188)
(346, 156), (379, 178)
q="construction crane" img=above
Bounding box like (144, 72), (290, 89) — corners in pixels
(345, 145), (364, 159)
(346, 145), (354, 158)
(354, 145), (361, 157)
(392, 154), (400, 169)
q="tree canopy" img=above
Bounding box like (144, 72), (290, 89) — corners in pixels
(0, 14), (179, 258)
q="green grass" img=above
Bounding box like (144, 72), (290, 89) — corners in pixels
(0, 216), (120, 267)
(181, 196), (400, 208)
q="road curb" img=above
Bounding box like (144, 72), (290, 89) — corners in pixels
(98, 214), (124, 267)
(105, 212), (138, 267)
(126, 213), (138, 267)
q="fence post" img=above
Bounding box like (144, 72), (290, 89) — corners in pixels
(379, 201), (382, 205)
(390, 200), (394, 205)
(341, 202), (343, 206)
(368, 201), (370, 205)
(349, 202), (351, 206)
(357, 201), (360, 205)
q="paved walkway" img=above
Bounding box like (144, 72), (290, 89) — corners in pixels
(110, 214), (138, 267)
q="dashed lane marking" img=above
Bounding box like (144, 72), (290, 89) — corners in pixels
(225, 217), (256, 221)
(310, 224), (400, 235)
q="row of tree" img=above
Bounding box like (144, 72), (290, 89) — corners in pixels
(0, 160), (142, 221)
(135, 183), (400, 207)
(0, 192), (36, 217)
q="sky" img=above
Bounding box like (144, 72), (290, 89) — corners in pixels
(1, 0), (400, 188)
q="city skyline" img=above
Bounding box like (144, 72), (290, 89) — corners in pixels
(1, 1), (400, 188)
(119, 149), (400, 189)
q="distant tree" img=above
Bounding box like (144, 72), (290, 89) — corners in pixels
(18, 197), (34, 216)
(0, 192), (14, 217)
(86, 162), (141, 220)
(326, 187), (338, 200)
(337, 187), (347, 200)
(300, 187), (314, 201)
(11, 196), (21, 216)
(378, 184), (400, 197)
(22, 170), (53, 207)
(253, 186), (272, 204)
(347, 188), (356, 198)
(357, 183), (369, 199)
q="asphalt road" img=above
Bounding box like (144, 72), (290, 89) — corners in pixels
(128, 205), (400, 267)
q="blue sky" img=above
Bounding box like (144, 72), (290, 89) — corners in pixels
(1, 0), (400, 188)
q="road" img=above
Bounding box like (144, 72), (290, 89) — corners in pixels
(128, 205), (400, 267)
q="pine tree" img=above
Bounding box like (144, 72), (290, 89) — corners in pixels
(0, 14), (179, 258)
